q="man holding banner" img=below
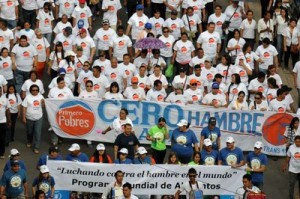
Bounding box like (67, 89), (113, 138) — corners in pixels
(102, 170), (124, 199)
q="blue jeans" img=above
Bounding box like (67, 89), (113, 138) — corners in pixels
(43, 33), (52, 44)
(4, 19), (17, 29)
(15, 69), (30, 93)
(277, 34), (283, 63)
(26, 117), (43, 150)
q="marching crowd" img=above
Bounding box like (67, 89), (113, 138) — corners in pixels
(0, 0), (299, 198)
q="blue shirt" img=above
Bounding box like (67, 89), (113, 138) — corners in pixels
(218, 147), (244, 166)
(200, 149), (219, 165)
(201, 126), (221, 150)
(32, 176), (55, 198)
(0, 169), (27, 197)
(247, 152), (268, 183)
(65, 153), (89, 162)
(133, 156), (152, 164)
(37, 154), (63, 167)
(114, 158), (132, 164)
(3, 160), (27, 172)
(171, 128), (199, 156)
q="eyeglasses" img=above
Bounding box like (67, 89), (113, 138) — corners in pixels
(191, 83), (197, 86)
(189, 175), (196, 178)
(12, 154), (20, 157)
(86, 85), (93, 87)
(32, 89), (39, 91)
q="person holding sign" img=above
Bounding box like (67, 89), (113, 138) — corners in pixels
(174, 168), (204, 199)
(102, 170), (124, 199)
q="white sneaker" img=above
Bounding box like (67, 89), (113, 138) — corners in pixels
(48, 127), (53, 131)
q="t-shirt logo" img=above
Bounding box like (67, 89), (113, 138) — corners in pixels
(125, 70), (130, 76)
(233, 12), (239, 18)
(212, 99), (218, 105)
(118, 40), (125, 47)
(7, 1), (13, 6)
(94, 84), (100, 90)
(67, 66), (73, 72)
(232, 88), (238, 94)
(189, 20), (195, 26)
(258, 86), (264, 92)
(45, 18), (50, 25)
(100, 66), (105, 72)
(181, 46), (187, 53)
(10, 176), (21, 187)
(263, 52), (270, 58)
(63, 41), (69, 47)
(278, 107), (284, 113)
(192, 6), (198, 11)
(138, 21), (144, 27)
(175, 100), (182, 104)
(226, 154), (237, 165)
(76, 62), (82, 68)
(103, 35), (109, 41)
(80, 13), (86, 18)
(83, 77), (88, 83)
(23, 51), (30, 57)
(200, 63), (204, 68)
(294, 152), (300, 159)
(192, 95), (198, 101)
(37, 44), (43, 51)
(267, 93), (273, 101)
(239, 70), (245, 77)
(223, 70), (228, 76)
(207, 73), (213, 80)
(9, 99), (15, 105)
(132, 93), (139, 100)
(109, 5), (114, 11)
(155, 23), (161, 28)
(208, 38), (215, 44)
(165, 42), (171, 48)
(157, 94), (163, 101)
(171, 24), (177, 30)
(110, 73), (117, 79)
(250, 158), (261, 169)
(58, 93), (65, 98)
(0, 36), (4, 43)
(33, 100), (40, 107)
(81, 42), (87, 48)
(139, 82), (145, 88)
(3, 62), (9, 68)
(246, 57), (251, 63)
(216, 21), (222, 26)
(64, 2), (70, 8)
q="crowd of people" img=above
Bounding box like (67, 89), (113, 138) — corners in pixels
(0, 0), (299, 198)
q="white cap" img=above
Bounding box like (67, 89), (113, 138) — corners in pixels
(226, 136), (235, 143)
(68, 143), (80, 151)
(65, 51), (76, 57)
(254, 141), (263, 149)
(203, 139), (212, 146)
(10, 149), (19, 156)
(136, 146), (147, 155)
(40, 165), (50, 173)
(96, 143), (105, 151)
(177, 119), (188, 127)
(119, 148), (128, 154)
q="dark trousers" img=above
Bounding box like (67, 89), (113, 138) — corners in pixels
(260, 0), (270, 18)
(227, 31), (234, 46)
(244, 38), (255, 50)
(174, 61), (190, 76)
(151, 2), (166, 19)
(0, 123), (7, 156)
(284, 46), (299, 69)
(22, 8), (36, 28)
(127, 1), (139, 19)
(289, 172), (300, 199)
(205, 2), (214, 20)
(151, 148), (166, 164)
(6, 113), (18, 143)
(50, 69), (58, 80)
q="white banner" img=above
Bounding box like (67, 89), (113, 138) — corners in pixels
(45, 98), (294, 156)
(47, 160), (245, 196)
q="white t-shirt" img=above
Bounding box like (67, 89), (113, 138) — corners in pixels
(49, 51), (64, 71)
(264, 87), (277, 103)
(159, 35), (175, 58)
(202, 92), (227, 106)
(102, 0), (122, 26)
(73, 36), (96, 58)
(120, 63), (136, 86)
(146, 88), (167, 102)
(48, 86), (74, 98)
(267, 74), (282, 87)
(173, 40), (195, 63)
(293, 61), (300, 88)
(172, 75), (188, 89)
(53, 33), (75, 52)
(287, 144), (300, 173)
(228, 100), (249, 110)
(104, 65), (125, 91)
(275, 15), (288, 35)
(22, 0), (37, 10)
(147, 73), (168, 88)
(184, 88), (203, 104)
(93, 28), (117, 51)
(224, 5), (243, 31)
(11, 44), (38, 72)
(197, 31), (221, 58)
(0, 29), (14, 50)
(149, 17), (164, 35)
(109, 34), (132, 61)
(163, 18), (184, 39)
(182, 14), (201, 33)
(257, 18), (274, 41)
(103, 92), (124, 99)
(187, 74), (207, 91)
(227, 83), (248, 102)
(133, 56), (149, 69)
(36, 10), (54, 34)
(123, 86), (145, 100)
(236, 51), (259, 70)
(48, 76), (73, 89)
(179, 181), (204, 199)
(56, 0), (76, 18)
(93, 59), (111, 74)
(184, 0), (205, 19)
(0, 0), (19, 20)
(110, 117), (133, 136)
(227, 38), (246, 57)
(255, 45), (278, 70)
(32, 37), (50, 62)
(135, 74), (148, 90)
(53, 21), (72, 34)
(282, 27), (300, 46)
(231, 64), (251, 86)
(127, 13), (149, 40)
(0, 56), (13, 80)
(216, 63), (232, 86)
(21, 79), (45, 96)
(89, 75), (110, 98)
(269, 98), (290, 112)
(22, 94), (44, 121)
(77, 70), (93, 90)
(74, 55), (88, 74)
(248, 78), (267, 101)
(7, 93), (22, 114)
(249, 100), (269, 111)
(201, 66), (217, 84)
(207, 13), (226, 37)
(71, 5), (92, 29)
(16, 29), (36, 45)
(0, 95), (10, 123)
(165, 92), (187, 105)
(240, 19), (257, 39)
(58, 59), (76, 82)
(189, 56), (205, 68)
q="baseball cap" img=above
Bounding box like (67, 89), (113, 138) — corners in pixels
(131, 76), (139, 83)
(203, 138), (212, 146)
(215, 73), (223, 79)
(145, 23), (152, 29)
(212, 82), (219, 89)
(58, 68), (66, 75)
(136, 146), (147, 155)
(190, 79), (197, 85)
(48, 146), (60, 153)
(208, 117), (216, 125)
(40, 165), (50, 173)
(171, 10), (178, 15)
(64, 26), (72, 35)
(96, 143), (105, 151)
(136, 4), (144, 10)
(179, 67), (186, 73)
(10, 149), (19, 156)
(80, 28), (87, 34)
(226, 136), (235, 143)
(65, 51), (76, 57)
(177, 119), (188, 127)
(68, 143), (80, 151)
(119, 148), (128, 154)
(10, 160), (20, 166)
(254, 141), (263, 149)
(102, 19), (110, 24)
(79, 0), (85, 3)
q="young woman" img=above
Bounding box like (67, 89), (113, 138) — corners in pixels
(249, 92), (269, 111)
(266, 64), (283, 87)
(36, 2), (54, 43)
(0, 48), (14, 85)
(6, 85), (22, 142)
(188, 151), (201, 165)
(265, 77), (279, 104)
(58, 51), (77, 88)
(103, 82), (124, 100)
(32, 165), (55, 199)
(21, 71), (45, 99)
(166, 152), (180, 164)
(284, 117), (300, 151)
(78, 80), (98, 99)
(89, 143), (113, 163)
(227, 29), (246, 64)
(275, 7), (289, 65)
(48, 42), (64, 79)
(226, 73), (248, 104)
(228, 91), (249, 110)
(114, 148), (132, 164)
(216, 54), (232, 86)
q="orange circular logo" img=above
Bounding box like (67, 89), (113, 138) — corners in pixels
(223, 70), (228, 76)
(7, 1), (13, 6)
(239, 70), (245, 77)
(139, 82), (145, 88)
(63, 41), (69, 47)
(207, 73), (213, 80)
(267, 94), (273, 101)
(100, 66), (105, 72)
(132, 93), (139, 100)
(233, 12), (239, 18)
(181, 46), (187, 53)
(110, 73), (117, 79)
(155, 23), (161, 28)
(77, 62), (82, 68)
(189, 20), (195, 26)
(81, 42), (87, 48)
(58, 93), (65, 98)
(9, 99), (15, 105)
(216, 21), (222, 26)
(192, 6), (198, 11)
(56, 101), (95, 136)
(208, 38), (215, 44)
(118, 41), (125, 47)
(3, 62), (9, 68)
(212, 99), (218, 105)
(94, 84), (100, 90)
(33, 100), (40, 106)
(109, 5), (114, 11)
(103, 35), (109, 41)
(0, 37), (4, 43)
(165, 42), (171, 48)
(246, 57), (251, 63)
(45, 18), (50, 25)
(67, 66), (73, 72)
(192, 95), (198, 101)
(37, 44), (43, 51)
(80, 13), (86, 18)
(138, 21), (144, 27)
(258, 86), (264, 92)
(197, 81), (201, 87)
(23, 51), (30, 57)
(171, 24), (177, 30)
(232, 88), (238, 94)
(263, 52), (270, 58)
(64, 2), (70, 8)
(125, 70), (130, 76)
(157, 94), (163, 101)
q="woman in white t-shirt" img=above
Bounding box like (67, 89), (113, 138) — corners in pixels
(283, 18), (299, 69)
(266, 64), (282, 87)
(226, 73), (247, 103)
(58, 50), (77, 87)
(240, 10), (257, 49)
(21, 71), (45, 99)
(48, 42), (65, 79)
(102, 108), (133, 137)
(0, 47), (14, 85)
(227, 29), (246, 64)
(36, 2), (54, 43)
(5, 85), (22, 142)
(249, 91), (268, 111)
(228, 90), (248, 110)
(103, 82), (124, 100)
(22, 84), (45, 154)
(265, 77), (279, 104)
(79, 80), (98, 99)
(216, 54), (232, 86)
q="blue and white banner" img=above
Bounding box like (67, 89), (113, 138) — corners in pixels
(45, 98), (294, 156)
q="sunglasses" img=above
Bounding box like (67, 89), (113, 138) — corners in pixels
(32, 89), (39, 91)
(189, 175), (196, 178)
(163, 31), (169, 33)
(191, 83), (197, 86)
(86, 85), (93, 87)
(12, 154), (20, 157)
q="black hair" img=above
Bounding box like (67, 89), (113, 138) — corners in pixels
(114, 170), (124, 177)
(181, 32), (188, 37)
(188, 168), (197, 174)
(257, 71), (266, 79)
(6, 84), (18, 103)
(85, 80), (93, 86)
(110, 82), (120, 93)
(242, 42), (251, 53)
(154, 79), (162, 87)
(120, 108), (129, 115)
(215, 5), (222, 9)
(290, 117), (300, 131)
(123, 182), (132, 189)
(117, 25), (124, 31)
(29, 84), (39, 93)
(267, 65), (276, 78)
(267, 77), (278, 88)
(54, 43), (64, 65)
(276, 88), (285, 96)
(35, 190), (46, 199)
(238, 91), (245, 97)
(294, 135), (300, 141)
(56, 76), (64, 84)
(243, 174), (252, 181)
(255, 91), (263, 99)
(91, 147), (110, 163)
(158, 117), (166, 123)
(93, 66), (101, 73)
(29, 70), (38, 79)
